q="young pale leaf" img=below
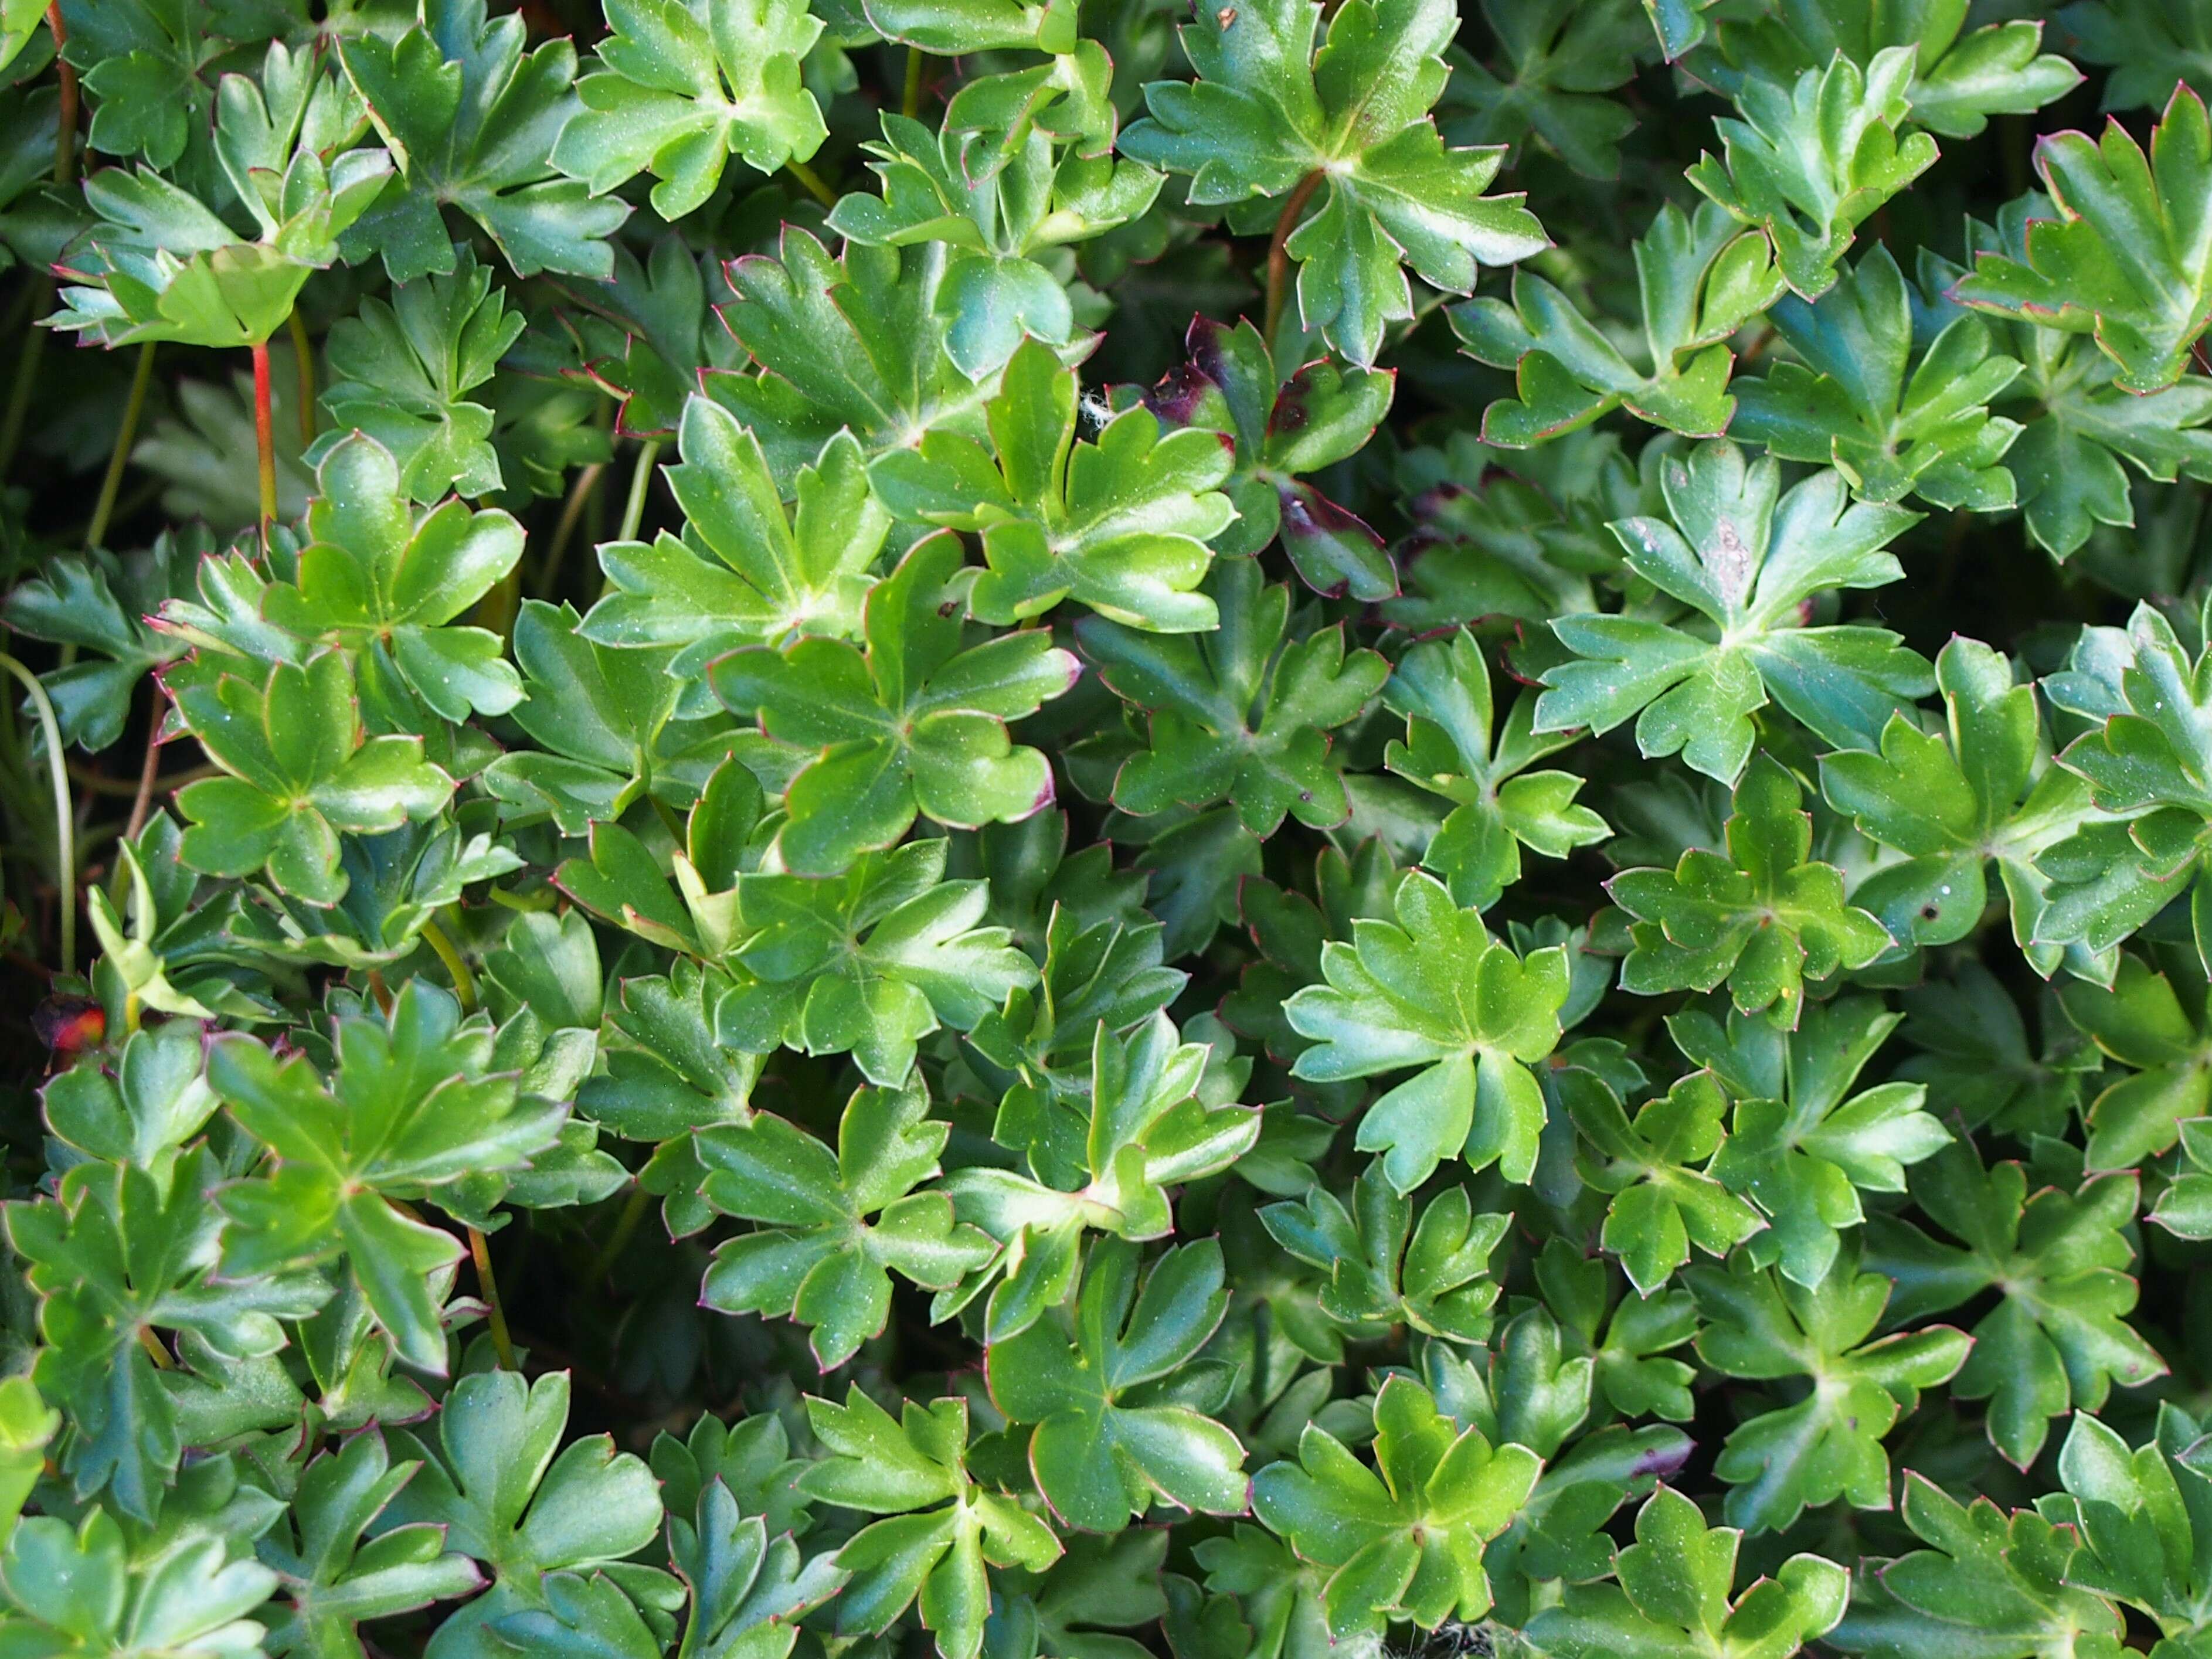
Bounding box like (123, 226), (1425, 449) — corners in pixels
(698, 1079), (996, 1368)
(1686, 47), (1939, 300)
(552, 0), (827, 220)
(987, 1237), (1248, 1532)
(1285, 870), (1571, 1191)
(1609, 754), (1894, 1026)
(1535, 441), (1927, 786)
(710, 530), (1076, 874)
(1453, 200), (1782, 443)
(1251, 1373), (1541, 1638)
(871, 338), (1234, 634)
(1955, 86), (2212, 393)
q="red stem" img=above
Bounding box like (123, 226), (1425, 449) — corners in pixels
(251, 339), (277, 540)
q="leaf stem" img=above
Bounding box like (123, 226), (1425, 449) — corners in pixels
(617, 439), (661, 545)
(903, 45), (925, 119)
(1264, 170), (1325, 348)
(0, 285), (52, 477)
(787, 158), (838, 208)
(122, 682), (165, 844)
(420, 917), (477, 1014)
(47, 5), (74, 189)
(0, 651), (73, 977)
(87, 342), (156, 552)
(286, 309), (316, 449)
(251, 339), (278, 540)
(135, 1327), (171, 1370)
(587, 1183), (651, 1284)
(468, 1225), (517, 1371)
(533, 458), (606, 598)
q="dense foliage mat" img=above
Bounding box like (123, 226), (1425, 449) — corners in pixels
(8, 0), (2212, 1654)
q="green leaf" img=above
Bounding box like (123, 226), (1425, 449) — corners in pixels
(0, 1510), (279, 1658)
(2057, 950), (2212, 1171)
(1528, 1484), (1847, 1659)
(1251, 1372), (1541, 1638)
(1284, 869), (1571, 1190)
(1686, 47), (1939, 300)
(55, 41), (392, 348)
(208, 981), (567, 1372)
(710, 530), (1076, 873)
(1821, 635), (2102, 975)
(1734, 244), (2023, 509)
(1535, 440), (1927, 785)
(720, 838), (1040, 1086)
(800, 1388), (1061, 1659)
(1565, 1066), (1766, 1297)
(169, 648), (455, 906)
(585, 395), (888, 673)
(988, 1237), (1248, 1531)
(1683, 994), (1951, 1287)
(1381, 630), (1608, 908)
(1079, 556), (1388, 837)
(259, 1429), (485, 1659)
(1453, 200), (1782, 443)
(2042, 1405), (2212, 1645)
(261, 432), (526, 720)
(1610, 754), (1894, 1025)
(711, 229), (996, 487)
(551, 0), (827, 220)
(1121, 0), (1548, 366)
(1436, 0), (1645, 180)
(666, 1477), (845, 1659)
(1868, 1138), (2165, 1468)
(338, 0), (627, 281)
(871, 338), (1234, 633)
(825, 114), (1158, 376)
(1139, 316), (1396, 597)
(1830, 1471), (2123, 1659)
(314, 246), (525, 503)
(1955, 86), (2212, 394)
(481, 600), (738, 835)
(7, 1147), (327, 1522)
(2036, 602), (2212, 961)
(382, 1369), (664, 1658)
(1260, 1168), (1510, 1344)
(1694, 2), (2081, 141)
(1690, 1243), (1969, 1533)
(949, 1012), (1258, 1340)
(699, 1077), (996, 1368)
(2060, 1), (2212, 114)
(1923, 194), (2212, 560)
(4, 531), (199, 750)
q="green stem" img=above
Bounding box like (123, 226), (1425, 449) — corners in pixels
(787, 157), (837, 208)
(286, 308), (316, 449)
(617, 439), (661, 545)
(526, 459), (605, 600)
(0, 281), (52, 477)
(468, 1225), (517, 1371)
(588, 1184), (651, 1284)
(903, 45), (925, 118)
(0, 651), (74, 977)
(420, 917), (477, 1013)
(88, 342), (156, 552)
(47, 5), (74, 190)
(1263, 170), (1325, 348)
